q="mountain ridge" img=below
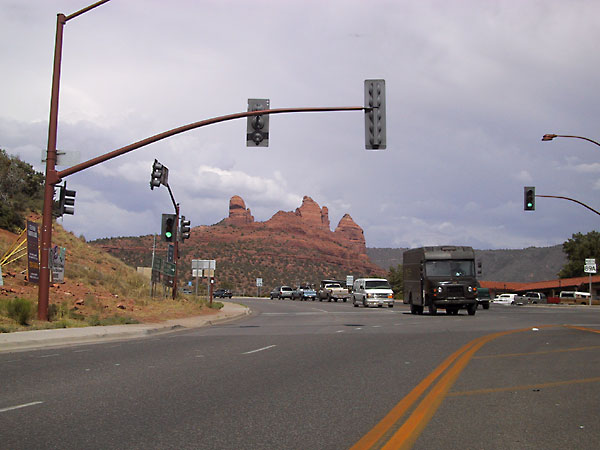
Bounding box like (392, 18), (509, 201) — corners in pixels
(367, 245), (567, 283)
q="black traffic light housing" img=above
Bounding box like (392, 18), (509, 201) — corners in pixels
(364, 79), (386, 150)
(247, 98), (270, 147)
(150, 159), (169, 190)
(179, 216), (191, 242)
(161, 213), (177, 242)
(524, 186), (536, 211)
(54, 182), (76, 217)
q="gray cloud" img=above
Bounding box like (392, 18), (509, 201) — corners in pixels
(2, 0), (600, 249)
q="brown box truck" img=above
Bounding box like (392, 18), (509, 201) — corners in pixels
(403, 246), (478, 316)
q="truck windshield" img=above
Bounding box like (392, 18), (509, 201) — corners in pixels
(365, 280), (391, 289)
(425, 260), (475, 277)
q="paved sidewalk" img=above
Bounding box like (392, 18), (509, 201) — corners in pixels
(0, 302), (249, 353)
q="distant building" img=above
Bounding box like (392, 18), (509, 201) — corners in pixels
(481, 274), (600, 300)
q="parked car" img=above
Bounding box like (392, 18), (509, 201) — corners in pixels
(292, 285), (317, 301)
(270, 285), (294, 300)
(214, 288), (232, 298)
(493, 293), (518, 305)
(522, 291), (547, 304)
(559, 291), (591, 304)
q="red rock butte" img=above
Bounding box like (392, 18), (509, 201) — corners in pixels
(223, 195), (367, 255)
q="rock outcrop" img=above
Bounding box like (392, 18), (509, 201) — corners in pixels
(334, 214), (365, 253)
(294, 196), (330, 230)
(224, 195), (254, 225)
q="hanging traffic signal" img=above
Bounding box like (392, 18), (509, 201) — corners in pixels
(246, 98), (270, 147)
(364, 79), (386, 150)
(56, 182), (76, 216)
(150, 159), (169, 190)
(179, 215), (191, 242)
(161, 213), (177, 242)
(524, 186), (536, 211)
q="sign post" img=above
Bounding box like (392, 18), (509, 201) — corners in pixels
(584, 258), (596, 306)
(256, 277), (263, 297)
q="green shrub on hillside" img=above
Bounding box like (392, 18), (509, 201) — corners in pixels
(0, 149), (45, 232)
(5, 297), (35, 325)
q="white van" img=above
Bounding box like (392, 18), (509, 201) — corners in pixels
(352, 278), (394, 308)
(559, 291), (591, 304)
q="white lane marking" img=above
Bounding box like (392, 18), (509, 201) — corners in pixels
(242, 345), (276, 355)
(0, 401), (44, 413)
(38, 354), (60, 358)
(336, 330), (345, 333)
(72, 349), (92, 353)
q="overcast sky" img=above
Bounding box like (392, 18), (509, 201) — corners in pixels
(2, 0), (600, 250)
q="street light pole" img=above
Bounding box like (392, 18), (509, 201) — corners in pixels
(542, 134), (600, 147)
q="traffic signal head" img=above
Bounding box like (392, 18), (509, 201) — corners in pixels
(55, 182), (76, 217)
(161, 213), (177, 242)
(364, 79), (386, 150)
(150, 159), (169, 190)
(524, 186), (535, 211)
(247, 98), (270, 147)
(179, 215), (191, 242)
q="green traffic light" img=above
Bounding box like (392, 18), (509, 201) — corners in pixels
(165, 231), (172, 238)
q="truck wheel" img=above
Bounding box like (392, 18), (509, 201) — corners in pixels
(467, 304), (477, 315)
(428, 304), (437, 315)
(482, 302), (490, 310)
(388, 304), (394, 308)
(328, 294), (332, 302)
(410, 304), (418, 315)
(343, 298), (347, 302)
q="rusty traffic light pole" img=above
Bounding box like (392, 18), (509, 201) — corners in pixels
(39, 1), (112, 320)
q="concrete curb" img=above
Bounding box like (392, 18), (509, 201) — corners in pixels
(0, 301), (250, 353)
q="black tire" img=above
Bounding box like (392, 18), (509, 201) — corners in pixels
(482, 302), (490, 310)
(388, 304), (394, 308)
(410, 304), (418, 315)
(428, 304), (437, 315)
(467, 304), (477, 315)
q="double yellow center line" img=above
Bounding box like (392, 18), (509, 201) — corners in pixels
(349, 327), (540, 450)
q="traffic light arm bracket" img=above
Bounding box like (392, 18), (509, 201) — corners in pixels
(536, 194), (600, 217)
(56, 106), (367, 179)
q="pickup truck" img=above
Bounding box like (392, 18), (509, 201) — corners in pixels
(521, 292), (547, 304)
(317, 280), (350, 302)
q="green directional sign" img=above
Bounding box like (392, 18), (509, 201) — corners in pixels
(163, 261), (176, 277)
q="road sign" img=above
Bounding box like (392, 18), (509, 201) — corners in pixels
(584, 258), (596, 274)
(257, 278), (263, 287)
(164, 261), (176, 277)
(346, 275), (354, 287)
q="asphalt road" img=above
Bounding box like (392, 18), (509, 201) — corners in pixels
(1, 299), (599, 449)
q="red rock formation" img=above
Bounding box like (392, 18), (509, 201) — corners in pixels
(335, 214), (366, 253)
(295, 196), (330, 230)
(224, 195), (254, 225)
